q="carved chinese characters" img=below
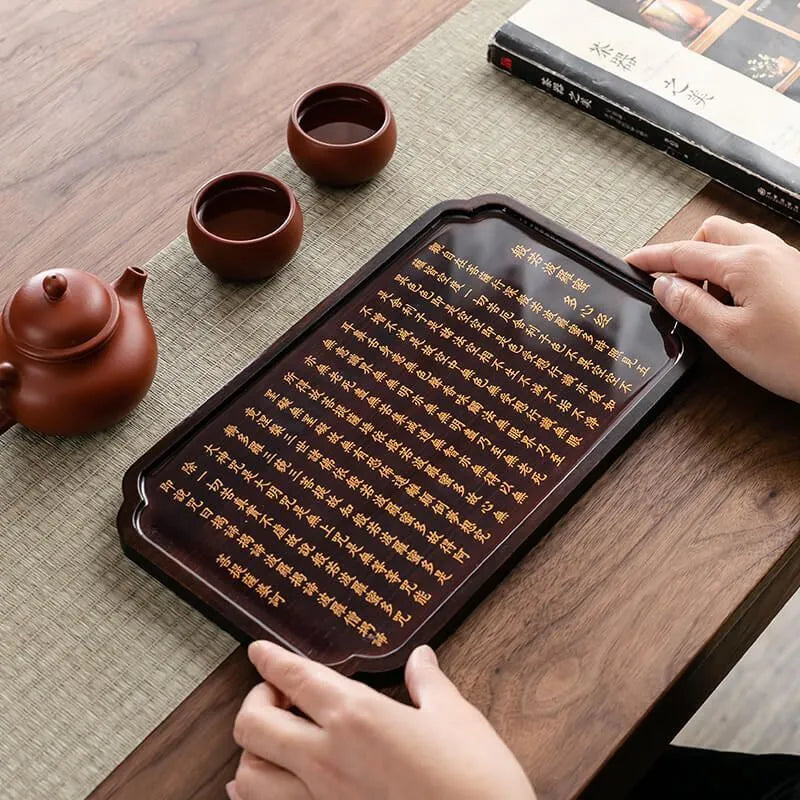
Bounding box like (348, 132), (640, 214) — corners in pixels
(120, 198), (692, 675)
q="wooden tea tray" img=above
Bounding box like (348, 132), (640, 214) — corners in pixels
(118, 195), (695, 677)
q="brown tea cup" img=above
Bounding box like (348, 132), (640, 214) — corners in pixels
(187, 171), (303, 281)
(287, 82), (397, 187)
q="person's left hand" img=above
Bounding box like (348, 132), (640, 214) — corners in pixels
(228, 641), (537, 800)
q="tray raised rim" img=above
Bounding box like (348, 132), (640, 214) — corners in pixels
(118, 194), (696, 677)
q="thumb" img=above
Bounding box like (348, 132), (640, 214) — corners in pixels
(652, 275), (735, 349)
(405, 645), (463, 710)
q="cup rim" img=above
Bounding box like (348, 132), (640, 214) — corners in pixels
(190, 171), (298, 246)
(290, 82), (392, 149)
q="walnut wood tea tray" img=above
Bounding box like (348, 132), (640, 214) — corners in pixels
(118, 195), (695, 677)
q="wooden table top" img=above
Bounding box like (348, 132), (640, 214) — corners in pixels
(3, 1), (799, 799)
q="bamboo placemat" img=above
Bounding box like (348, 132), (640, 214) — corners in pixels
(0, 0), (707, 796)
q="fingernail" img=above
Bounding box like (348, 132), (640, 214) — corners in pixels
(248, 640), (271, 662)
(225, 780), (237, 800)
(623, 249), (640, 262)
(653, 275), (679, 307)
(416, 644), (438, 666)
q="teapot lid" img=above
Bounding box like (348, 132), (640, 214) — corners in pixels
(3, 268), (120, 361)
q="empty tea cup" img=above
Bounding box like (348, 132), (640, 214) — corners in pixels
(187, 171), (303, 281)
(287, 82), (397, 187)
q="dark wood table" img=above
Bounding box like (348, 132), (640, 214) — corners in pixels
(2, 2), (799, 799)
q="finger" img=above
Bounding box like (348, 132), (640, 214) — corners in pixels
(225, 780), (242, 800)
(686, 220), (735, 302)
(248, 641), (356, 726)
(405, 645), (465, 711)
(688, 221), (734, 302)
(652, 275), (739, 351)
(695, 214), (784, 246)
(250, 676), (290, 711)
(234, 751), (311, 800)
(233, 683), (323, 773)
(244, 678), (284, 708)
(626, 240), (734, 289)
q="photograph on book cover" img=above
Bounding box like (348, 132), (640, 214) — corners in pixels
(752, 0), (800, 31)
(705, 15), (800, 90)
(591, 0), (723, 42)
(591, 1), (800, 95)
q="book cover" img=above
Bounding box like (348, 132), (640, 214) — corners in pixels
(488, 0), (800, 223)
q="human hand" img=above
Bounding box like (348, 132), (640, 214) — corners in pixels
(228, 641), (536, 800)
(626, 215), (800, 403)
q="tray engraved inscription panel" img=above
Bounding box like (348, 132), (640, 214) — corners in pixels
(118, 196), (694, 676)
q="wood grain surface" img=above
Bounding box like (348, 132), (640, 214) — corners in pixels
(3, 1), (800, 799)
(0, 0), (468, 300)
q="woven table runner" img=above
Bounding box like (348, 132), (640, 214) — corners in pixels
(0, 1), (707, 797)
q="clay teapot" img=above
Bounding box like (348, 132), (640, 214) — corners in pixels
(0, 267), (158, 436)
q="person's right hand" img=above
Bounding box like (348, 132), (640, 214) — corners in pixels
(626, 215), (800, 404)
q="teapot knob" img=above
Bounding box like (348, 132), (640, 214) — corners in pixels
(43, 272), (68, 301)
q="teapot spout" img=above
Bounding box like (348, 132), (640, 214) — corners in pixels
(113, 266), (148, 303)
